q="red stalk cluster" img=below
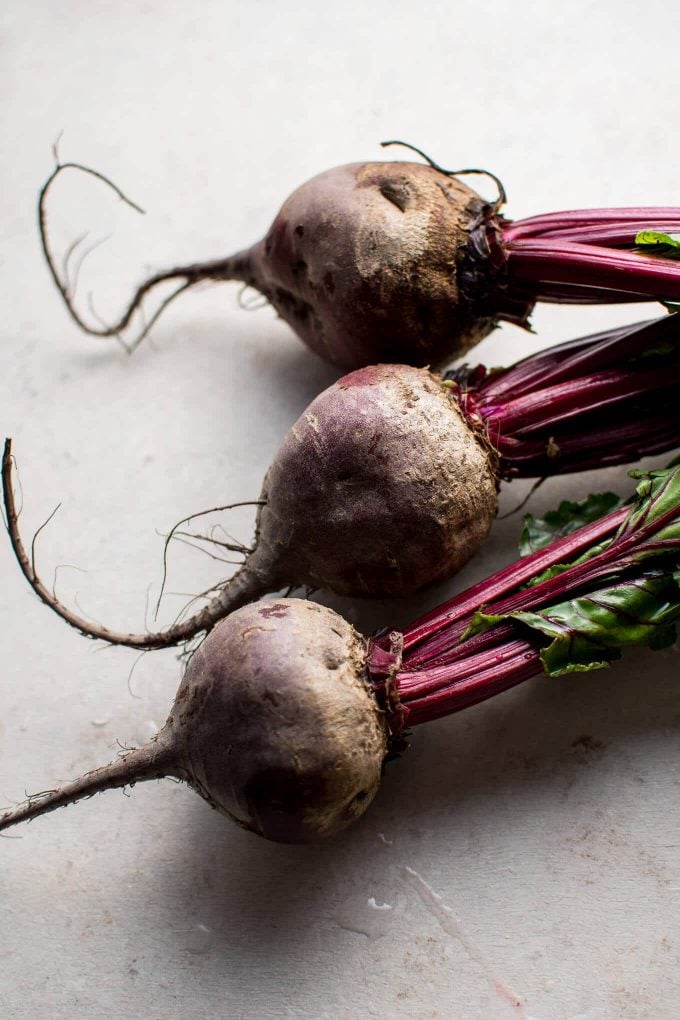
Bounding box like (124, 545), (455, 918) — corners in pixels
(368, 506), (625, 726)
(451, 314), (680, 476)
(368, 473), (680, 729)
(501, 208), (680, 304)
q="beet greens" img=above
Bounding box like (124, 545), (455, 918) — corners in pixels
(1, 464), (678, 843)
(41, 147), (680, 368)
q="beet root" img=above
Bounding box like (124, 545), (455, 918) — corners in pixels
(255, 363), (499, 597)
(169, 599), (388, 841)
(163, 362), (498, 637)
(43, 159), (522, 369)
(0, 600), (389, 844)
(247, 161), (504, 368)
(3, 365), (499, 649)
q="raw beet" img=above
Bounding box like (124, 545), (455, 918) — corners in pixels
(4, 315), (680, 651)
(168, 600), (387, 842)
(254, 363), (498, 597)
(4, 365), (497, 649)
(248, 161), (501, 367)
(42, 151), (680, 368)
(144, 363), (497, 646)
(0, 600), (388, 844)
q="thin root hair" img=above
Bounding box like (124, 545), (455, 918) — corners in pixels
(172, 528), (250, 557)
(115, 739), (138, 752)
(61, 231), (88, 295)
(38, 157), (205, 351)
(30, 503), (62, 576)
(154, 499), (264, 619)
(497, 477), (547, 519)
(380, 139), (507, 209)
(166, 532), (244, 568)
(67, 234), (111, 302)
(51, 562), (87, 600)
(237, 284), (269, 311)
(126, 648), (150, 700)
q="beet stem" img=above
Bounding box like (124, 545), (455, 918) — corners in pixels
(401, 640), (541, 726)
(494, 412), (680, 476)
(486, 365), (680, 436)
(453, 314), (680, 479)
(502, 206), (680, 308)
(399, 504), (629, 659)
(398, 478), (680, 677)
(389, 471), (680, 726)
(479, 316), (675, 403)
(506, 240), (680, 302)
(503, 207), (680, 242)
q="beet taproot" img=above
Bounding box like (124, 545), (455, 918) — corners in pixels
(0, 600), (388, 843)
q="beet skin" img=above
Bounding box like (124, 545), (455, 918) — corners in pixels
(254, 363), (499, 598)
(249, 161), (499, 368)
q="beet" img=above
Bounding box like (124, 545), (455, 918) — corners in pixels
(4, 316), (680, 651)
(41, 151), (680, 368)
(3, 365), (498, 647)
(254, 363), (497, 598)
(0, 600), (387, 844)
(250, 161), (501, 367)
(2, 462), (677, 844)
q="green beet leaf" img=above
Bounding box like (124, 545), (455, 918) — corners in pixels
(519, 491), (624, 556)
(621, 464), (680, 548)
(513, 571), (680, 676)
(636, 230), (680, 259)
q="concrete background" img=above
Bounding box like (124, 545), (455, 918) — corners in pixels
(1, 2), (679, 1017)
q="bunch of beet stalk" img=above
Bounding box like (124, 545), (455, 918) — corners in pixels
(442, 311), (680, 477)
(3, 312), (679, 649)
(1, 463), (678, 843)
(376, 462), (680, 730)
(40, 146), (680, 368)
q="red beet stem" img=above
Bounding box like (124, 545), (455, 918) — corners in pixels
(400, 639), (541, 726)
(506, 241), (680, 302)
(452, 315), (680, 478)
(485, 363), (675, 435)
(382, 471), (680, 728)
(478, 316), (674, 403)
(398, 504), (629, 660)
(397, 473), (680, 669)
(514, 223), (680, 246)
(503, 207), (680, 242)
(499, 206), (680, 305)
(398, 495), (680, 673)
(436, 503), (678, 654)
(494, 412), (680, 476)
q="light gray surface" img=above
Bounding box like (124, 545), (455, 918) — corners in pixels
(2, 2), (679, 1017)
